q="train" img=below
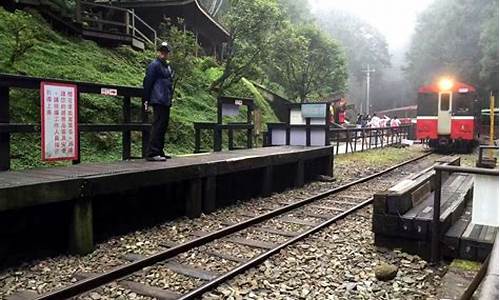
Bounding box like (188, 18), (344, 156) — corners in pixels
(416, 78), (481, 152)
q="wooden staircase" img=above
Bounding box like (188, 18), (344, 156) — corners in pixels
(5, 0), (158, 50)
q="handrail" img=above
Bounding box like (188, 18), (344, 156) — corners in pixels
(431, 165), (499, 263)
(434, 165), (499, 176)
(328, 125), (412, 154)
(0, 73), (150, 171)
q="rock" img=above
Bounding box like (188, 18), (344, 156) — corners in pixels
(375, 262), (398, 281)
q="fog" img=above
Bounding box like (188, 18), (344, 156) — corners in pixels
(308, 0), (434, 52)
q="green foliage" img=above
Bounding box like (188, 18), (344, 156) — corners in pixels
(0, 8), (278, 169)
(316, 11), (390, 81)
(0, 9), (39, 68)
(268, 23), (347, 102)
(158, 19), (200, 84)
(276, 0), (313, 24)
(213, 0), (283, 93)
(405, 0), (499, 92)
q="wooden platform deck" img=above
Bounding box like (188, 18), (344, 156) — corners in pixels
(0, 146), (333, 256)
(373, 156), (498, 261)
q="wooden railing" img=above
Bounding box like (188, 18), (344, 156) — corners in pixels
(0, 73), (149, 171)
(76, 1), (157, 47)
(329, 125), (412, 155)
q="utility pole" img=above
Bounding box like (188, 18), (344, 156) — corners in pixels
(362, 64), (376, 114)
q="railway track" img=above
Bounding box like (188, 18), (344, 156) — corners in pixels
(28, 152), (438, 300)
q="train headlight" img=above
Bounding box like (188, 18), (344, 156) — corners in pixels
(439, 78), (454, 91)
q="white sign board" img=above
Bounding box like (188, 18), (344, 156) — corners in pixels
(100, 88), (118, 96)
(290, 108), (305, 125)
(472, 174), (499, 226)
(41, 82), (78, 161)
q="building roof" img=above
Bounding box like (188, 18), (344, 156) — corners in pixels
(112, 0), (230, 44)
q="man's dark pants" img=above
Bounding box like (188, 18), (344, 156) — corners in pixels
(147, 104), (170, 157)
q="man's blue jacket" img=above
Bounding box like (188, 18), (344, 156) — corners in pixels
(143, 58), (174, 107)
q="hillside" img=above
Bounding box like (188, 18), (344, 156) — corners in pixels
(0, 8), (278, 170)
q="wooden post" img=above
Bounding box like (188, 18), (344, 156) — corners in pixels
(325, 151), (334, 177)
(294, 160), (304, 188)
(69, 196), (94, 255)
(202, 176), (216, 213)
(122, 96), (131, 160)
(345, 130), (349, 153)
(0, 87), (10, 171)
(75, 0), (82, 23)
(247, 127), (253, 149)
(228, 128), (234, 150)
(361, 129), (365, 152)
(489, 92), (495, 159)
(194, 127), (201, 153)
(185, 178), (202, 218)
(72, 91), (81, 165)
(261, 165), (273, 196)
(141, 101), (149, 158)
(431, 169), (442, 263)
(214, 126), (222, 152)
(125, 10), (130, 35)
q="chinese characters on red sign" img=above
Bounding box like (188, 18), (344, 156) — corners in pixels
(41, 82), (78, 161)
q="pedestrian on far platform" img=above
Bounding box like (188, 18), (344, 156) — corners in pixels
(143, 42), (175, 162)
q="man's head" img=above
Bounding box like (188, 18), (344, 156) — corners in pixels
(157, 42), (171, 60)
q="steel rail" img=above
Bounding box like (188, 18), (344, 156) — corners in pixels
(34, 152), (432, 300)
(179, 197), (375, 299)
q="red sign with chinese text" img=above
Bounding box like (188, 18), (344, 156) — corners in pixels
(41, 82), (79, 161)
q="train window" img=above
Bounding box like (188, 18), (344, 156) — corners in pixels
(417, 93), (438, 116)
(454, 93), (471, 114)
(440, 93), (450, 111)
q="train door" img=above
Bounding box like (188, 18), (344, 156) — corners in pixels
(438, 92), (452, 135)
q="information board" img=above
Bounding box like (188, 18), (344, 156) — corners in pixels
(301, 103), (327, 119)
(41, 82), (78, 161)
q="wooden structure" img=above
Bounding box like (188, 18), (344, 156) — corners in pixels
(0, 73), (149, 171)
(329, 125), (411, 155)
(373, 156), (498, 262)
(266, 103), (331, 147)
(0, 146), (333, 255)
(4, 0), (157, 50)
(194, 96), (255, 153)
(431, 165), (499, 263)
(110, 0), (230, 58)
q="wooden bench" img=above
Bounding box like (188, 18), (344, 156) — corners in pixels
(193, 96), (255, 153)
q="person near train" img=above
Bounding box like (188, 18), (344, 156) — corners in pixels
(367, 113), (381, 128)
(143, 42), (175, 162)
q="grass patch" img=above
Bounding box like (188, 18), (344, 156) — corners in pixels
(450, 259), (481, 272)
(0, 8), (278, 169)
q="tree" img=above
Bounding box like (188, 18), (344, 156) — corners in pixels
(276, 0), (313, 24)
(211, 0), (283, 94)
(158, 19), (201, 84)
(405, 0), (499, 92)
(268, 23), (347, 102)
(1, 10), (38, 68)
(314, 10), (390, 111)
(316, 10), (390, 81)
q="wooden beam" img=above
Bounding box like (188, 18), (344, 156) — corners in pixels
(0, 87), (10, 171)
(69, 197), (94, 255)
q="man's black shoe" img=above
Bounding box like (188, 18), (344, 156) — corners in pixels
(146, 155), (167, 162)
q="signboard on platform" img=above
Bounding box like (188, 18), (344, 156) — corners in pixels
(41, 82), (78, 161)
(100, 88), (118, 96)
(301, 103), (327, 118)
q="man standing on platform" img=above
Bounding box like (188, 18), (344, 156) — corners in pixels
(143, 42), (175, 162)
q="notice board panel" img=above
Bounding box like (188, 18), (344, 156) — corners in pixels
(41, 82), (79, 161)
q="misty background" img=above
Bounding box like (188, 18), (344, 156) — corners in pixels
(201, 0), (498, 112)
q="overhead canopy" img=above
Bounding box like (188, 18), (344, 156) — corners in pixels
(112, 0), (230, 47)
